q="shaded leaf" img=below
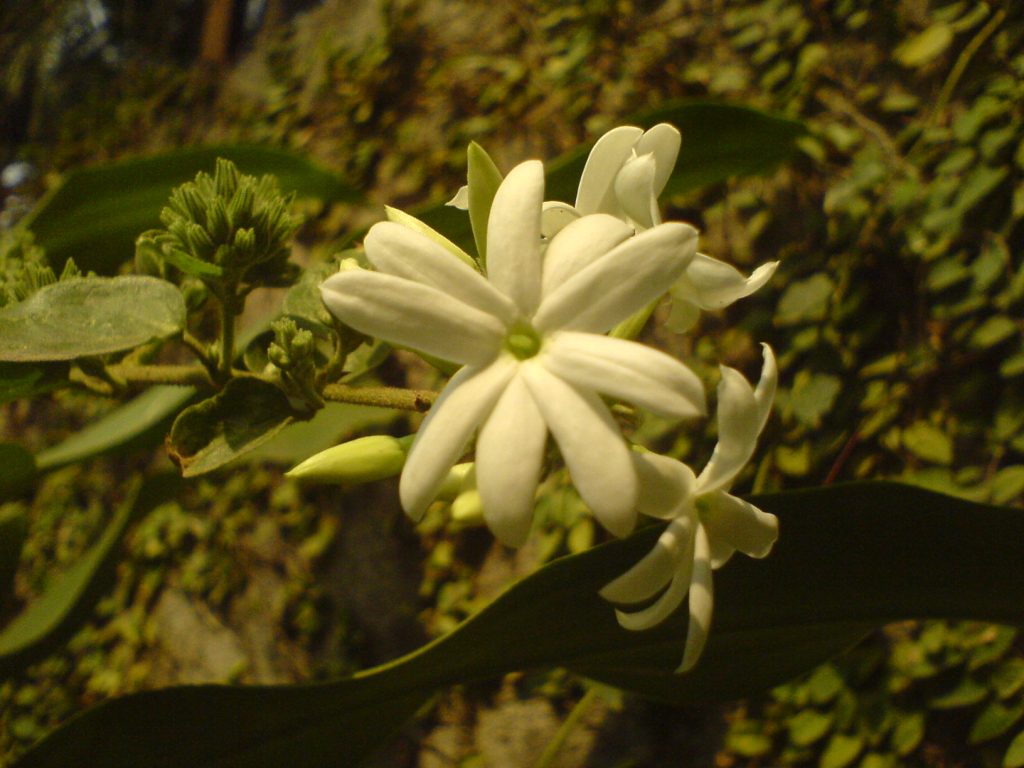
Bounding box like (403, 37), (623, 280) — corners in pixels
(36, 387), (194, 472)
(0, 362), (60, 405)
(0, 476), (177, 673)
(970, 700), (1024, 744)
(776, 274), (834, 325)
(891, 711), (925, 756)
(467, 141), (503, 265)
(14, 482), (1024, 767)
(1006, 730), (1024, 768)
(0, 505), (29, 600)
(167, 378), (303, 477)
(23, 146), (361, 274)
(0, 443), (36, 500)
(0, 277), (185, 362)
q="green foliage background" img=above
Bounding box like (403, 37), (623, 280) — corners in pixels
(2, 0), (1024, 766)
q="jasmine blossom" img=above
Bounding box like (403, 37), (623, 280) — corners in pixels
(322, 160), (704, 546)
(601, 345), (778, 672)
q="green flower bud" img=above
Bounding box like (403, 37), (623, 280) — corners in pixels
(450, 489), (483, 525)
(286, 435), (415, 485)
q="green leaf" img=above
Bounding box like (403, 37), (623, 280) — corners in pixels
(808, 664), (845, 704)
(0, 443), (36, 499)
(776, 273), (834, 325)
(545, 101), (806, 203)
(992, 659), (1024, 700)
(15, 482), (1024, 767)
(0, 277), (185, 362)
(22, 145), (361, 275)
(821, 732), (863, 768)
(466, 141), (504, 265)
(891, 711), (925, 756)
(895, 23), (954, 67)
(0, 475), (177, 673)
(992, 467), (1024, 505)
(36, 386), (194, 472)
(929, 676), (988, 709)
(1005, 730), (1024, 768)
(788, 709), (833, 747)
(789, 372), (842, 428)
(0, 362), (58, 405)
(970, 700), (1024, 744)
(725, 730), (772, 757)
(167, 378), (303, 477)
(0, 505), (29, 600)
(971, 316), (1018, 349)
(902, 421), (953, 465)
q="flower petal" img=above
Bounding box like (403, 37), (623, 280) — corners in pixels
(321, 270), (504, 366)
(400, 358), (517, 519)
(632, 452), (697, 520)
(447, 185), (469, 209)
(366, 221), (518, 324)
(694, 364), (760, 494)
(521, 363), (637, 537)
(671, 253), (778, 311)
(754, 344), (777, 434)
(615, 519), (697, 631)
(542, 214), (634, 297)
(486, 160), (544, 316)
(633, 123), (681, 199)
(703, 490), (779, 560)
(601, 513), (693, 604)
(665, 298), (701, 334)
(475, 372), (548, 547)
(542, 331), (706, 420)
(576, 125), (643, 215)
(679, 523), (714, 673)
(613, 152), (660, 229)
(534, 222), (698, 334)
(540, 201), (581, 240)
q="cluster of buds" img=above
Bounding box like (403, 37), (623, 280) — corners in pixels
(0, 230), (81, 308)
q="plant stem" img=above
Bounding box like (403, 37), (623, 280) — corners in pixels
(218, 296), (237, 383)
(107, 363), (215, 388)
(322, 383), (436, 412)
(533, 685), (602, 768)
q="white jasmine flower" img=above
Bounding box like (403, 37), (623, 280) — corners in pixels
(322, 160), (704, 547)
(540, 124), (778, 333)
(600, 344), (778, 672)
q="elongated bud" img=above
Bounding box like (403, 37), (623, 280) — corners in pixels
(286, 435), (415, 485)
(450, 489), (483, 524)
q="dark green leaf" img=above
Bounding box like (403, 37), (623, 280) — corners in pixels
(14, 482), (1024, 767)
(36, 387), (194, 472)
(0, 475), (177, 673)
(0, 362), (58, 405)
(891, 711), (925, 756)
(0, 277), (185, 362)
(22, 146), (361, 274)
(0, 505), (29, 600)
(0, 443), (36, 500)
(1005, 729), (1024, 768)
(167, 378), (302, 477)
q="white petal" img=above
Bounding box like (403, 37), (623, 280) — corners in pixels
(486, 160), (544, 316)
(540, 201), (581, 240)
(694, 365), (760, 494)
(576, 125), (644, 216)
(671, 253), (778, 311)
(521, 363), (637, 537)
(366, 221), (518, 324)
(542, 331), (706, 420)
(541, 214), (634, 297)
(614, 517), (697, 631)
(321, 270), (504, 366)
(709, 539), (736, 570)
(679, 523), (714, 673)
(613, 152), (660, 229)
(754, 344), (777, 435)
(447, 185), (469, 209)
(665, 299), (701, 333)
(600, 514), (693, 604)
(382, 206), (477, 268)
(703, 490), (779, 560)
(533, 222), (698, 334)
(399, 358), (516, 519)
(632, 452), (697, 520)
(634, 123), (681, 198)
(475, 373), (548, 547)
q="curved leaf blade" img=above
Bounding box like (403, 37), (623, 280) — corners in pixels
(14, 482), (1024, 767)
(22, 145), (363, 275)
(0, 277), (185, 362)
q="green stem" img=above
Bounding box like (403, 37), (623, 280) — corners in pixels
(322, 383), (436, 412)
(218, 295), (237, 382)
(533, 685), (602, 768)
(931, 8), (1006, 127)
(107, 363), (215, 388)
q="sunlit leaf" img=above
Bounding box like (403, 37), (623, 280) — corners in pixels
(0, 277), (185, 362)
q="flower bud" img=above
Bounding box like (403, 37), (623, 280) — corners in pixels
(286, 435), (415, 485)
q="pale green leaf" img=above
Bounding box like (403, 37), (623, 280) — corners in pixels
(902, 422), (953, 465)
(895, 23), (954, 67)
(0, 277), (185, 362)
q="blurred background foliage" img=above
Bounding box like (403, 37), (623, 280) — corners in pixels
(2, 0), (1024, 765)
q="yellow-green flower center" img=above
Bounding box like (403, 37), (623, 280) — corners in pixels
(504, 322), (542, 360)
